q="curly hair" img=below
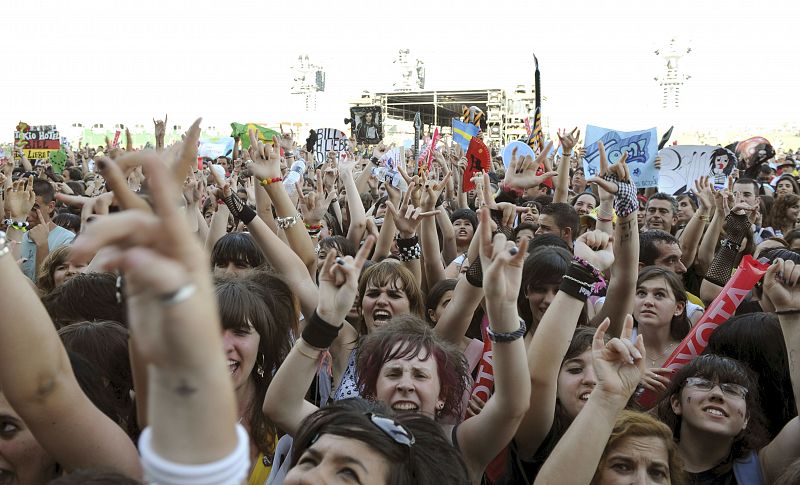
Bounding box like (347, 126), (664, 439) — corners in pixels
(355, 315), (468, 420)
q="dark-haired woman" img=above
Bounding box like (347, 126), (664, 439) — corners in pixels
(656, 259), (800, 484)
(285, 401), (469, 484)
(633, 266), (692, 394)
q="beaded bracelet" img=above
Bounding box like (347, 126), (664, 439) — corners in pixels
(276, 214), (302, 230)
(305, 223), (322, 231)
(572, 256), (604, 281)
(259, 177), (283, 187)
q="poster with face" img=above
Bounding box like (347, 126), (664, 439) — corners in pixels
(350, 106), (383, 145)
(656, 145), (737, 195)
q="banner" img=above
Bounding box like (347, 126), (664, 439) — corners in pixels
(463, 136), (490, 192)
(313, 128), (349, 167)
(656, 145), (737, 195)
(417, 127), (439, 173)
(14, 123), (60, 160)
(230, 122), (279, 149)
(452, 118), (480, 151)
(583, 125), (658, 188)
(636, 256), (769, 409)
(198, 136), (235, 160)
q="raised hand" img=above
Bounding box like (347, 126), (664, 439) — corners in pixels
(479, 208), (527, 308)
(557, 127), (581, 154)
(574, 230), (615, 271)
(763, 258), (800, 312)
(420, 171), (451, 211)
(386, 182), (438, 238)
(5, 176), (35, 219)
(247, 129), (281, 181)
(587, 141), (630, 195)
(27, 209), (50, 246)
(153, 115), (167, 139)
(592, 315), (646, 403)
(693, 176), (714, 212)
(641, 367), (672, 393)
(299, 173), (335, 226)
(316, 236), (375, 323)
(503, 142), (558, 190)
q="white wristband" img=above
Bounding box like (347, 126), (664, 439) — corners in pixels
(139, 423), (250, 485)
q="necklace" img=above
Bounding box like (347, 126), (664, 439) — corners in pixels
(647, 342), (677, 368)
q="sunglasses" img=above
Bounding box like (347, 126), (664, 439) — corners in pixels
(684, 377), (748, 400)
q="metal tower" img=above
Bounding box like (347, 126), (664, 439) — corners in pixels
(291, 55), (326, 111)
(654, 39), (691, 109)
(392, 49), (425, 92)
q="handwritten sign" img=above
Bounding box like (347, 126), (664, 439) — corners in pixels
(583, 125), (657, 188)
(14, 124), (60, 160)
(656, 145), (737, 195)
(313, 128), (349, 167)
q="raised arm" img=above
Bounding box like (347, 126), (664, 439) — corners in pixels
(515, 231), (615, 459)
(264, 237), (374, 436)
(758, 259), (800, 484)
(678, 177), (713, 269)
(586, 148), (639, 336)
(554, 128), (580, 204)
(339, 155), (367, 246)
(419, 172), (451, 287)
(535, 316), (646, 485)
(73, 149), (249, 483)
(455, 210), (531, 480)
(248, 130), (316, 274)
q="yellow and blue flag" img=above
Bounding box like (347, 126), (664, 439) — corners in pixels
(452, 118), (480, 151)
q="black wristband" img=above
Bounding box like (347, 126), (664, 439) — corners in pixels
(238, 204), (257, 225)
(465, 256), (483, 287)
(301, 311), (343, 349)
(558, 263), (599, 302)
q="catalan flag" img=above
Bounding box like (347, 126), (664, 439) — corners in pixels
(452, 118), (480, 151)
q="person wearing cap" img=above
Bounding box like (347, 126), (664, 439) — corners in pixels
(777, 158), (796, 177)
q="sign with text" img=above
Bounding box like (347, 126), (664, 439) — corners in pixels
(583, 125), (658, 188)
(313, 128), (349, 167)
(656, 145), (737, 195)
(14, 123), (60, 160)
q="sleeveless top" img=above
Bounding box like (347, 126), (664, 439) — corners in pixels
(333, 351), (361, 401)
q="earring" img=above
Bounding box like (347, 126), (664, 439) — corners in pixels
(257, 353), (265, 378)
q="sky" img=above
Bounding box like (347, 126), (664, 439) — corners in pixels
(2, 0), (799, 143)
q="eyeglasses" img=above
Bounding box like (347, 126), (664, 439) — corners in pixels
(685, 377), (748, 399)
(367, 413), (415, 448)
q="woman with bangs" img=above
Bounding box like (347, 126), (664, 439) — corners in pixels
(655, 258), (800, 484)
(214, 272), (296, 484)
(266, 209), (533, 483)
(633, 266), (692, 395)
(210, 232), (269, 275)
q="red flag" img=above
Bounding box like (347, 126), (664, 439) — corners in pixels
(463, 136), (491, 192)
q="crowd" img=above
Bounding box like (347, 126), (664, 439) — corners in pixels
(1, 118), (799, 485)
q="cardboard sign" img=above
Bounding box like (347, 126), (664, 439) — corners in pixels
(313, 128), (349, 167)
(198, 137), (235, 160)
(14, 123), (60, 160)
(583, 125), (658, 188)
(657, 145), (737, 195)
